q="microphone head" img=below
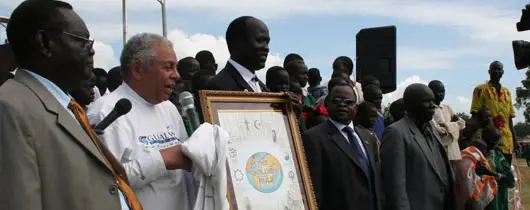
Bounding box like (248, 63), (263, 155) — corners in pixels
(178, 91), (195, 107)
(114, 98), (132, 116)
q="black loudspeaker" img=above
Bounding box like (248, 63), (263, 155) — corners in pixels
(356, 26), (397, 94)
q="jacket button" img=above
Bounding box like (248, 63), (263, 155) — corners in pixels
(109, 185), (119, 194)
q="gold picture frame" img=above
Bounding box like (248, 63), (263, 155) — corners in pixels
(199, 90), (317, 210)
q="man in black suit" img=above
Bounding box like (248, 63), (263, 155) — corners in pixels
(381, 83), (455, 210)
(303, 84), (383, 210)
(207, 16), (269, 92)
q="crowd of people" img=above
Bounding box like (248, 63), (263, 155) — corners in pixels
(0, 0), (521, 210)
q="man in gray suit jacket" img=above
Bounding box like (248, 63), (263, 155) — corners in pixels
(381, 83), (455, 210)
(0, 1), (137, 209)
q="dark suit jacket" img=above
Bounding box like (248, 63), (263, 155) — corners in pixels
(381, 116), (456, 210)
(0, 70), (123, 210)
(303, 120), (384, 210)
(206, 61), (268, 92)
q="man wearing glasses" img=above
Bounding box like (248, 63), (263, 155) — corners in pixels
(302, 84), (384, 210)
(0, 1), (140, 210)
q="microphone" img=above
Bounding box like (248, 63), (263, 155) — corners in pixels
(179, 91), (200, 132)
(95, 98), (132, 131)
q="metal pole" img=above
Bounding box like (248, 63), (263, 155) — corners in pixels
(157, 0), (167, 37)
(122, 0), (127, 46)
(0, 17), (9, 44)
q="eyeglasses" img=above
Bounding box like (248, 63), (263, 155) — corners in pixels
(63, 31), (94, 51)
(331, 97), (356, 105)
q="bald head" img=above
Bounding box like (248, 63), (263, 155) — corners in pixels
(489, 60), (503, 70)
(488, 60), (504, 83)
(403, 83), (436, 123)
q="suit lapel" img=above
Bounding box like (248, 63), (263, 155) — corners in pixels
(225, 62), (255, 92)
(326, 121), (365, 175)
(16, 70), (112, 172)
(355, 126), (376, 168)
(405, 117), (443, 182)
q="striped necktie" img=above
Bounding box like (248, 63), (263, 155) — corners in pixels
(68, 100), (143, 210)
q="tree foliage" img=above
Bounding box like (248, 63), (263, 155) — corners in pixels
(455, 112), (471, 121)
(514, 122), (530, 139)
(515, 69), (530, 123)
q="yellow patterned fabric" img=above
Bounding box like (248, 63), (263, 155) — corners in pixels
(470, 83), (516, 154)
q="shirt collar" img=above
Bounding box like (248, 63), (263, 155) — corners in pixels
(22, 69), (72, 110)
(329, 118), (355, 133)
(119, 83), (156, 106)
(228, 58), (256, 83)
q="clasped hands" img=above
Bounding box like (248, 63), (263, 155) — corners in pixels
(475, 161), (504, 181)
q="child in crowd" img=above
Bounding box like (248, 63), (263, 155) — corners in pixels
(266, 66), (290, 93)
(307, 68), (328, 99)
(483, 126), (515, 210)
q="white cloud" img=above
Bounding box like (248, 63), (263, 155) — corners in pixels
(91, 27), (283, 80)
(93, 41), (118, 70)
(382, 75), (428, 106)
(452, 96), (472, 114)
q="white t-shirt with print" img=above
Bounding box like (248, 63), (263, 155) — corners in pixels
(87, 84), (195, 210)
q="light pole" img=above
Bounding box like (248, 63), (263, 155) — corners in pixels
(157, 0), (167, 37)
(122, 0), (127, 46)
(0, 16), (9, 44)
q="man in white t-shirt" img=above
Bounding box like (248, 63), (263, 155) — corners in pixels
(88, 33), (194, 210)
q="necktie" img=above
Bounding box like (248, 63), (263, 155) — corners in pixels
(342, 126), (369, 173)
(68, 100), (143, 210)
(420, 123), (436, 152)
(342, 126), (375, 210)
(251, 76), (261, 92)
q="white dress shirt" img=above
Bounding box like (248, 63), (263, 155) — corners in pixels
(228, 59), (262, 92)
(329, 118), (367, 157)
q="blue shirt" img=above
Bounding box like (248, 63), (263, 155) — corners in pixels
(23, 69), (130, 210)
(372, 114), (384, 142)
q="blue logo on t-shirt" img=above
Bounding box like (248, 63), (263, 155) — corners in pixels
(138, 131), (180, 146)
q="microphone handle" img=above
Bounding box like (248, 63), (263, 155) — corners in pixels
(185, 107), (201, 132)
(95, 110), (118, 131)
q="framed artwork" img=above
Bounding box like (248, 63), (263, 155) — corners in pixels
(199, 90), (317, 210)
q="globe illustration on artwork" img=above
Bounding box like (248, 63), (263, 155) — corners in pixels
(245, 152), (283, 193)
